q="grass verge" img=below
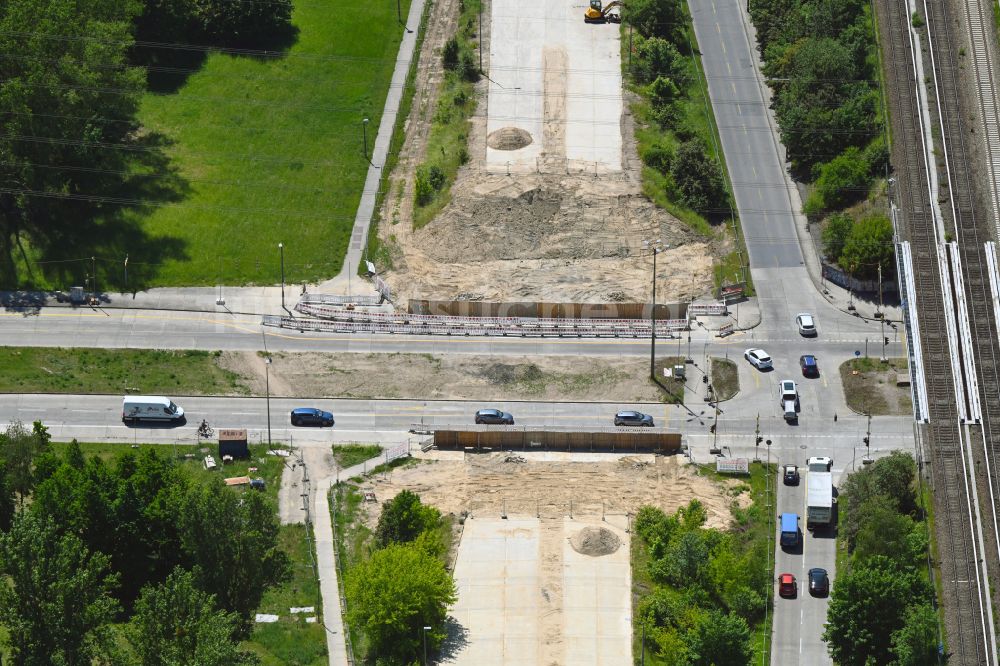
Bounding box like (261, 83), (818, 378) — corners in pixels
(332, 444), (383, 470)
(243, 524), (326, 665)
(653, 356), (687, 404)
(838, 356), (911, 416)
(711, 357), (739, 401)
(411, 0), (481, 230)
(127, 0), (412, 287)
(0, 347), (248, 395)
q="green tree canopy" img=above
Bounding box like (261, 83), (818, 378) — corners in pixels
(126, 567), (261, 666)
(687, 610), (753, 666)
(624, 0), (687, 44)
(345, 543), (457, 663)
(823, 555), (933, 665)
(1, 420), (49, 505)
(670, 139), (728, 214)
(0, 0), (145, 284)
(803, 147), (871, 216)
(890, 603), (940, 666)
(633, 36), (690, 86)
(179, 482), (289, 635)
(375, 489), (442, 548)
(839, 214), (894, 279)
(0, 512), (119, 665)
(821, 213), (854, 261)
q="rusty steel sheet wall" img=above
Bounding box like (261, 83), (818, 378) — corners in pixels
(408, 299), (688, 320)
(431, 428), (682, 453)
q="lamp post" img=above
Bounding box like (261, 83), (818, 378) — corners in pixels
(265, 355), (272, 448)
(278, 242), (285, 310)
(644, 240), (665, 380)
(362, 118), (371, 165)
(422, 625), (432, 665)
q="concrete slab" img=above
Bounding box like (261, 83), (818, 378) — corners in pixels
(487, 0), (622, 173)
(445, 516), (631, 665)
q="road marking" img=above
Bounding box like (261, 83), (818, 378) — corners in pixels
(753, 372), (760, 389)
(716, 22), (721, 33)
(752, 165), (757, 178)
(736, 103), (742, 115)
(727, 62), (732, 75)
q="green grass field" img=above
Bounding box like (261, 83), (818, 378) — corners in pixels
(0, 347), (248, 395)
(129, 0), (411, 287)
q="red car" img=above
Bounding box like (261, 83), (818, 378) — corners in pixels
(778, 573), (797, 598)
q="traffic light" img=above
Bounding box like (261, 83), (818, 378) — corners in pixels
(863, 437), (870, 445)
(884, 337), (889, 345)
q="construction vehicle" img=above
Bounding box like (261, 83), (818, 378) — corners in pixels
(584, 0), (622, 23)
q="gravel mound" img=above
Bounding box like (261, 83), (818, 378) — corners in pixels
(569, 526), (621, 557)
(488, 127), (533, 150)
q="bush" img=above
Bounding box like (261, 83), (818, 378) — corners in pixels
(670, 139), (728, 213)
(427, 165), (446, 191)
(633, 36), (689, 86)
(803, 147), (871, 216)
(821, 213), (853, 260)
(640, 142), (675, 174)
(648, 76), (682, 127)
(460, 49), (480, 82)
(839, 213), (894, 278)
(414, 169), (434, 206)
(443, 37), (460, 70)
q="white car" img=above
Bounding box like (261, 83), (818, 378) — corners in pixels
(796, 313), (817, 337)
(780, 379), (799, 405)
(744, 348), (773, 370)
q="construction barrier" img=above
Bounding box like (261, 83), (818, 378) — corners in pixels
(425, 426), (682, 454)
(689, 302), (728, 316)
(407, 299), (687, 320)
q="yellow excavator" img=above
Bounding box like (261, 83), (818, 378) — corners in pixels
(584, 0), (622, 23)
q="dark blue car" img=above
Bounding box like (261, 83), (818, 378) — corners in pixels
(290, 408), (335, 427)
(799, 355), (819, 377)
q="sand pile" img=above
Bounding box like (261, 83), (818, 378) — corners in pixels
(570, 526), (621, 557)
(488, 127), (534, 150)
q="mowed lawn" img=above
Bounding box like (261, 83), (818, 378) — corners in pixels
(136, 0), (411, 286)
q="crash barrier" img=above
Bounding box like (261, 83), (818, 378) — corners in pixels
(424, 426), (682, 454)
(407, 299), (688, 320)
(689, 302), (728, 316)
(299, 293), (381, 306)
(265, 313), (688, 338)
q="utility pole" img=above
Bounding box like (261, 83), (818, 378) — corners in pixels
(864, 413), (872, 463)
(92, 256), (97, 298)
(879, 263), (887, 362)
(479, 2), (483, 71)
(754, 413), (761, 461)
(644, 240), (664, 379)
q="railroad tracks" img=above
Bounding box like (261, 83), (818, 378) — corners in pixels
(880, 0), (997, 660)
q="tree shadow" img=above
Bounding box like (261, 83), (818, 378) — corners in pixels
(29, 131), (191, 293)
(438, 615), (471, 660)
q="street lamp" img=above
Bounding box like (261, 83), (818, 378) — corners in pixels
(422, 625), (432, 665)
(278, 242), (285, 310)
(643, 240), (666, 380)
(362, 118), (372, 165)
(265, 355), (272, 448)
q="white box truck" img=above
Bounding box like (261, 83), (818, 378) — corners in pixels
(122, 396), (185, 424)
(806, 470), (834, 529)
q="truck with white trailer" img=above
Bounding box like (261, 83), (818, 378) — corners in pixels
(806, 461), (834, 529)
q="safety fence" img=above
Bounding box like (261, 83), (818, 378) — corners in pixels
(299, 293), (381, 306)
(688, 302), (728, 316)
(425, 426), (682, 453)
(407, 299), (687, 320)
(266, 312), (688, 338)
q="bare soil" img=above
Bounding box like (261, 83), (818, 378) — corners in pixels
(219, 350), (670, 402)
(376, 0), (720, 305)
(358, 452), (741, 528)
(838, 357), (912, 416)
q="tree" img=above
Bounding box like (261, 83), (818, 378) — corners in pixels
(670, 140), (728, 213)
(190, 0), (294, 47)
(625, 0), (687, 44)
(890, 603), (939, 666)
(126, 567), (260, 666)
(345, 543), (457, 663)
(869, 451), (918, 515)
(686, 610), (752, 666)
(803, 147), (871, 216)
(823, 556), (933, 665)
(821, 213), (854, 261)
(0, 512), (119, 665)
(633, 36), (690, 86)
(375, 489), (441, 548)
(1, 420), (48, 505)
(0, 0), (145, 284)
(179, 482), (289, 634)
(851, 502), (921, 566)
(648, 76), (682, 127)
(443, 36), (460, 70)
(839, 214), (894, 279)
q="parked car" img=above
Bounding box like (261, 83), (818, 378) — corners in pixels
(475, 408), (514, 425)
(778, 573), (797, 598)
(796, 313), (817, 336)
(290, 407), (335, 427)
(808, 568), (830, 597)
(614, 411), (654, 427)
(783, 464), (799, 485)
(800, 354), (819, 377)
(744, 348), (773, 370)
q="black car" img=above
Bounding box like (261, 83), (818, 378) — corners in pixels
(808, 568), (830, 597)
(474, 408), (514, 425)
(783, 465), (800, 485)
(290, 407), (335, 427)
(614, 411), (654, 427)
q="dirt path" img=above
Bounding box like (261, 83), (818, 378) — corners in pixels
(538, 517), (565, 665)
(541, 47), (568, 169)
(218, 350), (678, 402)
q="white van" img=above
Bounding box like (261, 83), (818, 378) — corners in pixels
(122, 396), (185, 423)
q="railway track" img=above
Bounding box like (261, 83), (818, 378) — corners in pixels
(880, 0), (995, 661)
